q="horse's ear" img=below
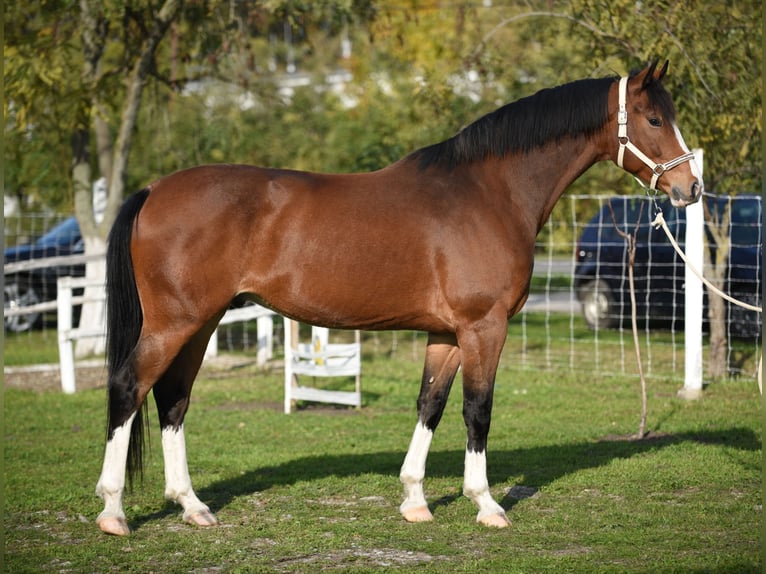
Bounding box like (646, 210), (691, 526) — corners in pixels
(655, 60), (669, 82)
(641, 59), (659, 89)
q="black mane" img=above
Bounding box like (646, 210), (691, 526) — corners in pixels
(408, 71), (675, 171)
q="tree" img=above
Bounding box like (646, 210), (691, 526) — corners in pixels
(5, 2), (760, 367)
(74, 0), (183, 356)
(5, 0), (372, 355)
(6, 1), (187, 353)
(5, 4), (83, 211)
(467, 1), (761, 378)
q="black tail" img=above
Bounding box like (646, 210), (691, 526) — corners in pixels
(106, 188), (150, 488)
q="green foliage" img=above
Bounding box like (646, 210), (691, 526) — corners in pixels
(4, 1), (761, 213)
(4, 0), (377, 210)
(4, 5), (81, 210)
(562, 0), (761, 194)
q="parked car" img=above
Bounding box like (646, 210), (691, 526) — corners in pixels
(574, 195), (762, 338)
(4, 216), (84, 333)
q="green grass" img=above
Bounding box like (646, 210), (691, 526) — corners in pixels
(8, 311), (759, 380)
(4, 329), (62, 366)
(3, 329), (761, 573)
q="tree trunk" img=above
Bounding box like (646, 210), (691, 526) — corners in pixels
(73, 162), (108, 357)
(71, 0), (107, 358)
(702, 201), (731, 380)
(102, 0), (183, 228)
(705, 250), (728, 379)
(74, 0), (182, 358)
(94, 109), (113, 187)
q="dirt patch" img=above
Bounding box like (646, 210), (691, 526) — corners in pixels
(2, 355), (274, 394)
(4, 363), (107, 393)
(274, 546), (444, 571)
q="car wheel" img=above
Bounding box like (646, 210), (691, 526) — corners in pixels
(4, 281), (42, 333)
(578, 278), (618, 329)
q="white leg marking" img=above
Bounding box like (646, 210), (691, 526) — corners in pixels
(463, 449), (509, 527)
(162, 425), (217, 526)
(399, 421), (434, 521)
(95, 413), (135, 533)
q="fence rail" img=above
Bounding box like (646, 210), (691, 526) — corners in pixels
(4, 251), (105, 275)
(4, 252), (105, 318)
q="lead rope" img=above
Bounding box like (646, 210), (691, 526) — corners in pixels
(650, 206), (762, 393)
(650, 210), (762, 313)
(619, 73), (759, 390)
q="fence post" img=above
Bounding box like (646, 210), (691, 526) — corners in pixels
(284, 317), (295, 414)
(679, 148), (704, 399)
(57, 277), (76, 394)
(256, 314), (274, 365)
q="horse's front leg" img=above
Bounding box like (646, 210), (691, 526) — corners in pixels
(95, 412), (136, 536)
(400, 333), (461, 523)
(458, 315), (511, 528)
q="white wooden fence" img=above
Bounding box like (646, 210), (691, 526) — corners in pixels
(55, 277), (364, 410)
(55, 276), (277, 394)
(56, 276), (108, 393)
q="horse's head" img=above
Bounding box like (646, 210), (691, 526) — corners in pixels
(612, 60), (702, 207)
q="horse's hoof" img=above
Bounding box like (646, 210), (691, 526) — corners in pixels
(478, 512), (511, 528)
(401, 506), (434, 523)
(184, 509), (219, 527)
(97, 516), (130, 536)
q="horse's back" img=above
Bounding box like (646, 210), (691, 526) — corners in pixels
(129, 165), (435, 328)
(131, 163), (533, 332)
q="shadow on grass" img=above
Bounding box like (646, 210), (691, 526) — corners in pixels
(119, 426), (761, 531)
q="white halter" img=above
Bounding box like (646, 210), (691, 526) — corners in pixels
(616, 76), (695, 190)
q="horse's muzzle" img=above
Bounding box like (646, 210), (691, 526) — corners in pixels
(670, 179), (702, 207)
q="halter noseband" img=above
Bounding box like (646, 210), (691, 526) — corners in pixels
(616, 76), (695, 191)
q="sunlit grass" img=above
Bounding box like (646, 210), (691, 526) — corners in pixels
(3, 324), (761, 573)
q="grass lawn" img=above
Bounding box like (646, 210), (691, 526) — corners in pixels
(3, 327), (762, 573)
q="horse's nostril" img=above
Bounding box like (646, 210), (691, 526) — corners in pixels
(691, 180), (700, 199)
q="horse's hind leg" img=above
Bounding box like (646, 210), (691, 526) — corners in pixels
(400, 333), (461, 523)
(95, 412), (138, 535)
(95, 327), (195, 536)
(153, 322), (221, 527)
(95, 319), (218, 535)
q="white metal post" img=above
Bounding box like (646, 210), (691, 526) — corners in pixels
(679, 148), (704, 399)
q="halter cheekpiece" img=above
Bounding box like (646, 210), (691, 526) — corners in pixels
(616, 76), (695, 190)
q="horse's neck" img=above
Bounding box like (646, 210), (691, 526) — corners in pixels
(505, 136), (609, 233)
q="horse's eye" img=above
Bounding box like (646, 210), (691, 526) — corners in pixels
(648, 117), (663, 128)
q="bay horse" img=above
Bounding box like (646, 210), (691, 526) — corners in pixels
(96, 60), (702, 535)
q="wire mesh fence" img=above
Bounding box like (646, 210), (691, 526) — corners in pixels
(509, 193), (761, 381)
(4, 194), (762, 382)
